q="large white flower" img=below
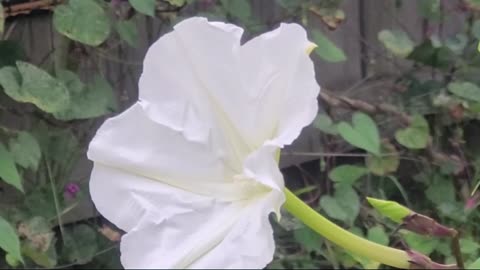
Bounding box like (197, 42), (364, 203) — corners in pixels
(88, 17), (320, 269)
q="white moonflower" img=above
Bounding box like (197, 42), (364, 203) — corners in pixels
(88, 17), (320, 269)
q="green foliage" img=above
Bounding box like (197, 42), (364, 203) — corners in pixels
(312, 114), (338, 135)
(395, 115), (430, 149)
(54, 0), (111, 46)
(365, 142), (399, 176)
(0, 62), (70, 113)
(0, 216), (23, 265)
(63, 225), (99, 264)
(220, 0), (252, 22)
(53, 73), (117, 120)
(328, 165), (367, 186)
(448, 81), (480, 103)
(129, 0), (157, 17)
(337, 112), (380, 155)
(293, 226), (323, 252)
(0, 143), (23, 192)
(0, 41), (25, 68)
(9, 132), (42, 171)
(378, 29), (415, 57)
(319, 185), (360, 226)
(468, 258), (480, 269)
(116, 19), (139, 48)
(418, 0), (441, 20)
(311, 30), (347, 62)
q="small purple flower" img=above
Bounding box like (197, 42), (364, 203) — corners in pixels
(466, 193), (480, 210)
(64, 183), (81, 199)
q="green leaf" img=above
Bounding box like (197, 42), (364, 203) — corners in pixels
(53, 73), (117, 120)
(366, 141), (399, 176)
(329, 165), (368, 186)
(472, 20), (480, 40)
(366, 197), (411, 223)
(408, 41), (453, 70)
(22, 242), (57, 268)
(63, 224), (98, 264)
(445, 33), (468, 54)
(448, 81), (480, 102)
(426, 174), (455, 205)
(129, 0), (156, 17)
(468, 258), (480, 269)
(395, 115), (430, 149)
(293, 226), (323, 252)
(367, 226), (389, 246)
(5, 253), (20, 267)
(0, 62), (70, 113)
(337, 112), (380, 155)
(311, 30), (347, 63)
(0, 216), (23, 264)
(220, 0), (251, 21)
(116, 19), (138, 48)
(404, 232), (439, 255)
(320, 185), (360, 225)
(9, 132), (42, 171)
(378, 29), (415, 57)
(0, 143), (23, 192)
(54, 0), (111, 46)
(418, 0), (441, 20)
(0, 41), (26, 68)
(313, 113), (338, 135)
(460, 238), (480, 255)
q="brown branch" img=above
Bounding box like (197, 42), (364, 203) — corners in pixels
(3, 0), (64, 18)
(319, 89), (412, 124)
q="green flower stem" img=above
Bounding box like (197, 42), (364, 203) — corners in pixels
(283, 188), (410, 269)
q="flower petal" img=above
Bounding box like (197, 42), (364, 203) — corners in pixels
(89, 163), (218, 232)
(120, 192), (282, 269)
(138, 17), (319, 162)
(239, 23), (320, 148)
(88, 102), (227, 183)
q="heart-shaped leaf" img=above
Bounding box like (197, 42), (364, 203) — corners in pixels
(366, 141), (399, 176)
(337, 112), (380, 155)
(54, 0), (111, 46)
(319, 185), (360, 226)
(329, 165), (368, 186)
(378, 29), (415, 58)
(448, 81), (480, 102)
(313, 113), (338, 135)
(0, 62), (70, 113)
(395, 115), (430, 149)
